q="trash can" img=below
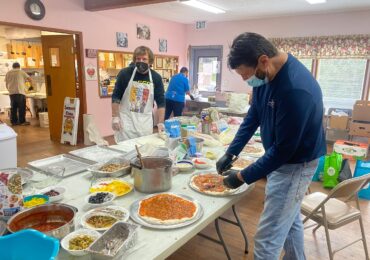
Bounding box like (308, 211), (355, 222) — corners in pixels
(0, 124), (17, 169)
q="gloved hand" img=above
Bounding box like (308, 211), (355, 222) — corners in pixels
(157, 123), (165, 133)
(189, 94), (195, 101)
(223, 170), (244, 189)
(216, 153), (235, 175)
(112, 117), (122, 131)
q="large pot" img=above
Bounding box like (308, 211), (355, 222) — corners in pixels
(7, 203), (77, 239)
(132, 156), (173, 193)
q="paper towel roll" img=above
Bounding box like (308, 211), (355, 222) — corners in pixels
(83, 114), (94, 146)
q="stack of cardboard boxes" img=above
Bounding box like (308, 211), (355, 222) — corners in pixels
(326, 108), (351, 142)
(349, 101), (370, 139)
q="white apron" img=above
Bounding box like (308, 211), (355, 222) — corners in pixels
(117, 67), (154, 141)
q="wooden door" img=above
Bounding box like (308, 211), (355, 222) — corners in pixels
(41, 35), (76, 142)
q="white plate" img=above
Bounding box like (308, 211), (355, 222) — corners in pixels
(39, 186), (66, 202)
(192, 158), (213, 169)
(61, 228), (101, 256)
(85, 192), (116, 208)
(90, 178), (133, 197)
(80, 212), (119, 232)
(87, 205), (130, 222)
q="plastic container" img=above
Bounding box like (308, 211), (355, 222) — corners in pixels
(0, 124), (17, 169)
(61, 228), (101, 256)
(0, 229), (59, 260)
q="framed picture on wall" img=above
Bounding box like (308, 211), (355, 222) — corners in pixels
(137, 24), (150, 40)
(156, 57), (163, 68)
(116, 32), (128, 47)
(159, 38), (167, 52)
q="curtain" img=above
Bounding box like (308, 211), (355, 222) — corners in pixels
(269, 35), (370, 59)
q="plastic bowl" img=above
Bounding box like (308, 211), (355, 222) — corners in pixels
(85, 192), (116, 208)
(175, 160), (194, 172)
(192, 158), (212, 169)
(23, 194), (49, 208)
(61, 229), (101, 256)
(39, 186), (66, 202)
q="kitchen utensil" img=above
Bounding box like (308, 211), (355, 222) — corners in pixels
(135, 145), (144, 168)
(132, 156), (173, 193)
(7, 203), (78, 239)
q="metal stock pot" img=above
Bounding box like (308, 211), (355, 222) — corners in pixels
(132, 156), (173, 193)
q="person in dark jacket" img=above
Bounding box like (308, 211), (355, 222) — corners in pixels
(216, 32), (326, 260)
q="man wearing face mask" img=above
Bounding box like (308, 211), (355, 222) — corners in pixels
(216, 33), (326, 259)
(111, 46), (165, 142)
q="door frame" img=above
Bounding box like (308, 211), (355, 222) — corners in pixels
(189, 45), (223, 95)
(0, 20), (86, 142)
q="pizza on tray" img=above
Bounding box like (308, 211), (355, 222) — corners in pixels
(138, 193), (198, 225)
(190, 173), (239, 195)
(242, 145), (264, 155)
(232, 158), (254, 169)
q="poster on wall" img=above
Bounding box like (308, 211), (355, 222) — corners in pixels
(116, 32), (128, 47)
(84, 64), (97, 81)
(159, 39), (167, 53)
(137, 24), (150, 40)
(61, 97), (80, 146)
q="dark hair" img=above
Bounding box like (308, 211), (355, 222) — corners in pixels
(228, 32), (278, 69)
(12, 62), (20, 69)
(180, 67), (188, 73)
(133, 46), (154, 64)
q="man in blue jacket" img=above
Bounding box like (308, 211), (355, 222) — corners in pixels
(164, 67), (194, 120)
(216, 32), (326, 260)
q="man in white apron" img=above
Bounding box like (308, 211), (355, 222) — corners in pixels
(111, 46), (165, 142)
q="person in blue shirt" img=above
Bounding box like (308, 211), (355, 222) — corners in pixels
(164, 67), (194, 120)
(216, 32), (326, 260)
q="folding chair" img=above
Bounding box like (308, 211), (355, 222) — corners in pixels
(301, 173), (370, 260)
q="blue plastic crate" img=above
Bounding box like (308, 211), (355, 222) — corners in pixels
(353, 160), (370, 200)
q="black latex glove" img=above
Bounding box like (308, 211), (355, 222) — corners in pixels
(189, 94), (195, 100)
(216, 153), (234, 175)
(223, 170), (244, 189)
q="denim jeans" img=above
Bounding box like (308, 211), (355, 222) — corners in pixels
(254, 159), (318, 260)
(10, 94), (26, 124)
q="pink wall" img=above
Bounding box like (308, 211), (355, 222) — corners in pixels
(185, 10), (370, 94)
(0, 0), (187, 136)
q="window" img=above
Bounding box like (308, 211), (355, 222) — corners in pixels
(197, 57), (219, 92)
(316, 59), (367, 110)
(298, 58), (313, 72)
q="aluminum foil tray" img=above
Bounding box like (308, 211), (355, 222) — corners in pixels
(87, 222), (139, 259)
(27, 154), (95, 178)
(130, 193), (203, 229)
(69, 145), (126, 163)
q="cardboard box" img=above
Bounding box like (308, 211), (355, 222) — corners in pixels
(349, 121), (370, 138)
(333, 140), (369, 161)
(325, 128), (349, 142)
(352, 100), (370, 122)
(329, 115), (349, 130)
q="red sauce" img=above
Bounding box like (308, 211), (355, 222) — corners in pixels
(30, 222), (65, 232)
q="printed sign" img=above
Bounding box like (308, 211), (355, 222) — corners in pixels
(61, 97), (80, 146)
(85, 49), (98, 58)
(84, 64), (97, 81)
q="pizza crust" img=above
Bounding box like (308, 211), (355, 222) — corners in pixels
(190, 174), (239, 196)
(138, 194), (198, 225)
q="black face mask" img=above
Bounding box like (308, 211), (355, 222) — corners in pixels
(136, 62), (149, 74)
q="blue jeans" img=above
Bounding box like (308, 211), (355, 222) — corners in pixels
(254, 159), (318, 260)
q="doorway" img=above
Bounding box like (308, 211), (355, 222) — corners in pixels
(189, 45), (222, 97)
(0, 22), (85, 143)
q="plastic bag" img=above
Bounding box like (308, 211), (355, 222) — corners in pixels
(338, 159), (352, 182)
(323, 152), (343, 188)
(86, 121), (109, 146)
(164, 119), (181, 138)
(353, 160), (370, 200)
(312, 156), (325, 182)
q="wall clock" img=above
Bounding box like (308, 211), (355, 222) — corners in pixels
(24, 0), (46, 21)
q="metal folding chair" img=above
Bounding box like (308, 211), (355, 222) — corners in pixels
(301, 173), (370, 260)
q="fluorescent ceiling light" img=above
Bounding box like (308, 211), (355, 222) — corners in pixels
(181, 0), (225, 14)
(305, 0), (326, 4)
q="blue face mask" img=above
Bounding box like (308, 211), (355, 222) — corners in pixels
(246, 75), (268, 88)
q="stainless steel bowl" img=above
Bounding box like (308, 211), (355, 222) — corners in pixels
(132, 156), (173, 193)
(7, 203), (77, 239)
